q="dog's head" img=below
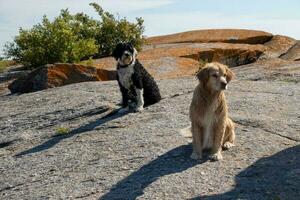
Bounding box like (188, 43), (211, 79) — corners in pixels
(112, 42), (137, 66)
(196, 62), (235, 91)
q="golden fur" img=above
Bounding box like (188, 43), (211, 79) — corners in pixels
(185, 62), (235, 161)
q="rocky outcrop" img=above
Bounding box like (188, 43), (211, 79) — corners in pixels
(280, 41), (300, 61)
(94, 43), (265, 79)
(94, 30), (298, 80)
(0, 65), (30, 83)
(262, 35), (297, 58)
(8, 63), (116, 93)
(146, 29), (273, 45)
(5, 29), (298, 93)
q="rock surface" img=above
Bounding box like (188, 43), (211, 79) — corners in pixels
(94, 42), (266, 80)
(0, 60), (299, 199)
(146, 29), (273, 45)
(281, 41), (300, 61)
(8, 63), (116, 93)
(94, 30), (297, 80)
(262, 35), (297, 59)
(1, 29), (300, 199)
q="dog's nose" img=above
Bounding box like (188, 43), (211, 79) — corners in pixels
(124, 52), (130, 57)
(221, 82), (227, 89)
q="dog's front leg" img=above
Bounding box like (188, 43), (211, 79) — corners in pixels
(223, 118), (235, 150)
(118, 84), (130, 114)
(210, 122), (226, 161)
(132, 74), (144, 112)
(135, 88), (144, 112)
(190, 123), (203, 160)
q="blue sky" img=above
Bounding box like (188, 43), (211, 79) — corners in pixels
(1, 0), (300, 56)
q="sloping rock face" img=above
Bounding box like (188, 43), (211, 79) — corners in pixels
(262, 35), (297, 58)
(0, 62), (299, 199)
(8, 63), (116, 93)
(235, 58), (300, 82)
(146, 29), (273, 45)
(280, 41), (300, 61)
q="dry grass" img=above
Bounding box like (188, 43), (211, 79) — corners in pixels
(0, 60), (16, 72)
(78, 57), (94, 66)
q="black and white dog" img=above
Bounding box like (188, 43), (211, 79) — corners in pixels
(112, 42), (161, 112)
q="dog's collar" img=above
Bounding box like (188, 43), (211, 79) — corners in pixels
(117, 59), (137, 69)
(118, 63), (130, 68)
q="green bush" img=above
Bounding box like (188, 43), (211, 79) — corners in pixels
(4, 12), (98, 68)
(3, 3), (145, 69)
(90, 3), (145, 57)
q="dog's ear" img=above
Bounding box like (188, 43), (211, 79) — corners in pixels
(127, 42), (137, 54)
(126, 42), (138, 57)
(226, 67), (235, 82)
(196, 66), (210, 83)
(133, 47), (138, 57)
(127, 42), (134, 50)
(112, 43), (124, 60)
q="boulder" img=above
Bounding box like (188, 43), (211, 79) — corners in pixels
(280, 41), (300, 61)
(147, 29), (273, 45)
(0, 70), (30, 82)
(262, 35), (297, 59)
(8, 63), (116, 94)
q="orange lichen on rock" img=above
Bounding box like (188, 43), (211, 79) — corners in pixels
(147, 29), (273, 45)
(9, 63), (116, 93)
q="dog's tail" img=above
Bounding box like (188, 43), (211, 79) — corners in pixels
(179, 126), (192, 138)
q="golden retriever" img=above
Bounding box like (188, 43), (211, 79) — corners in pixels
(182, 62), (235, 161)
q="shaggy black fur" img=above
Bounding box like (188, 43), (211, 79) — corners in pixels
(112, 43), (161, 108)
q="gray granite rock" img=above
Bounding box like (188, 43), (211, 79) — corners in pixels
(0, 66), (299, 199)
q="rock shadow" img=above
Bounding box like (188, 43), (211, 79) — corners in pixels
(15, 107), (129, 157)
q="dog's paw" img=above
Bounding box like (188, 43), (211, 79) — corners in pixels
(118, 107), (130, 114)
(190, 151), (202, 160)
(209, 152), (223, 161)
(134, 106), (144, 112)
(223, 142), (235, 150)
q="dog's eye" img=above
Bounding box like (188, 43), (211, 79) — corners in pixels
(212, 74), (218, 78)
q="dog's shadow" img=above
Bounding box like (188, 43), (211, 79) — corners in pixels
(191, 144), (300, 200)
(100, 145), (300, 200)
(15, 107), (130, 157)
(99, 144), (203, 200)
